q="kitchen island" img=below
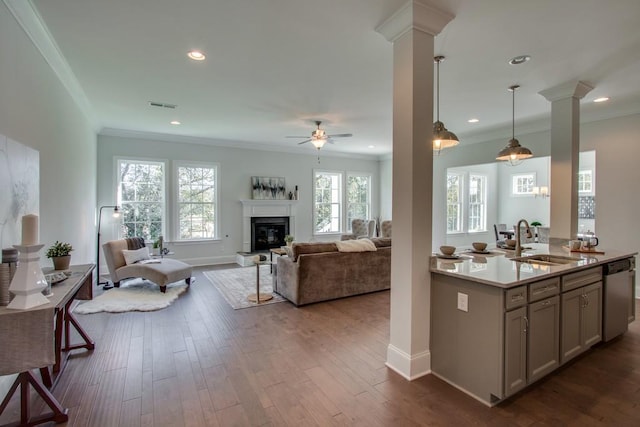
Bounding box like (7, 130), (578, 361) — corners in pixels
(430, 243), (636, 406)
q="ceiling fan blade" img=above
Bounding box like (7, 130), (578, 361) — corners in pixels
(297, 139), (312, 145)
(327, 133), (352, 138)
(285, 136), (310, 138)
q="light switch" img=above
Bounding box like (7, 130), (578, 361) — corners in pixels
(457, 292), (469, 312)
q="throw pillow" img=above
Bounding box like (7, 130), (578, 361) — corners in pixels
(335, 238), (377, 252)
(122, 246), (150, 265)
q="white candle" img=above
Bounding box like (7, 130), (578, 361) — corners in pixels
(22, 214), (39, 245)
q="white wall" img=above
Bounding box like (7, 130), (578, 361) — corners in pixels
(497, 156), (550, 229)
(97, 134), (381, 265)
(0, 4), (96, 265)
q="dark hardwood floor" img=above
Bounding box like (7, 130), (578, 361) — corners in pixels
(2, 265), (639, 426)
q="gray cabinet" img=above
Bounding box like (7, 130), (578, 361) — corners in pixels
(561, 282), (602, 364)
(504, 306), (527, 396)
(504, 279), (560, 398)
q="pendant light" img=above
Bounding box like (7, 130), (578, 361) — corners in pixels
(433, 56), (459, 155)
(496, 85), (533, 166)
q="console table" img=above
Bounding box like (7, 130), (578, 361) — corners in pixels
(0, 264), (95, 426)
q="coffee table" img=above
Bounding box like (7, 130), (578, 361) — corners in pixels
(247, 261), (273, 303)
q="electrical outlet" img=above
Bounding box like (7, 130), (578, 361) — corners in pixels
(457, 292), (469, 312)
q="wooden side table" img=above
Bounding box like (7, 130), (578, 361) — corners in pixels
(269, 247), (287, 274)
(247, 262), (273, 304)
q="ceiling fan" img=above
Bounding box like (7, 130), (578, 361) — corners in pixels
(286, 121), (352, 150)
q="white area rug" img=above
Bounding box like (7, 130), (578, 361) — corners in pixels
(73, 280), (189, 314)
(203, 265), (286, 309)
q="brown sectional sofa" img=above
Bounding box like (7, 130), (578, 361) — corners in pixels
(275, 238), (391, 306)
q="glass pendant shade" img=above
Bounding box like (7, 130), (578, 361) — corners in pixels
(311, 138), (327, 149)
(432, 56), (458, 154)
(497, 85), (533, 166)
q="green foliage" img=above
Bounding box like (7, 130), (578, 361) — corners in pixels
(530, 221), (542, 227)
(46, 241), (73, 258)
(284, 234), (295, 243)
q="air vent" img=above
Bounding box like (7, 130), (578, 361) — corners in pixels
(148, 101), (177, 109)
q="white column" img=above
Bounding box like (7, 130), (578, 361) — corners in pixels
(539, 81), (593, 241)
(377, 1), (453, 380)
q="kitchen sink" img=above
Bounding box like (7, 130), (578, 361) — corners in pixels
(511, 254), (582, 266)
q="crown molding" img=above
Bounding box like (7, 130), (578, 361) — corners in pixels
(4, 0), (98, 131)
(99, 128), (383, 161)
(376, 0), (454, 42)
(539, 80), (594, 102)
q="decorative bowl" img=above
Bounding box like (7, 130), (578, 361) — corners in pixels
(440, 245), (456, 256)
(505, 239), (516, 247)
(472, 242), (487, 252)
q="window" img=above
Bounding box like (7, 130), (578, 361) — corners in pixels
(117, 159), (165, 241)
(468, 175), (487, 232)
(346, 174), (371, 232)
(176, 162), (218, 240)
(512, 173), (536, 195)
(578, 170), (593, 193)
(446, 171), (487, 234)
(446, 173), (463, 233)
(314, 171), (342, 233)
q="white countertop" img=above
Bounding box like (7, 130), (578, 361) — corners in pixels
(430, 243), (636, 289)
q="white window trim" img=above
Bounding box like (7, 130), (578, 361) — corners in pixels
(511, 172), (537, 196)
(115, 157), (168, 241)
(446, 171), (488, 234)
(578, 169), (594, 195)
(468, 174), (487, 233)
(173, 160), (220, 242)
(313, 169), (344, 234)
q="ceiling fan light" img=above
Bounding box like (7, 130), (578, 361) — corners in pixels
(311, 139), (326, 149)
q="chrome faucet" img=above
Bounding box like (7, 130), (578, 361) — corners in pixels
(515, 219), (532, 257)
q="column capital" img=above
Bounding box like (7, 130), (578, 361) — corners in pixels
(376, 0), (454, 42)
(539, 80), (594, 102)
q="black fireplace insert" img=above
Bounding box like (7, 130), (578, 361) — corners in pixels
(251, 216), (289, 252)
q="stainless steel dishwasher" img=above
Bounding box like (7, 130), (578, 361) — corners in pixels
(603, 257), (636, 342)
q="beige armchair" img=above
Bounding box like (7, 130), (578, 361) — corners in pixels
(102, 239), (192, 293)
(380, 220), (392, 238)
(341, 219), (376, 240)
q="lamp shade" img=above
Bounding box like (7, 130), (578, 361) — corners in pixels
(311, 138), (327, 149)
(433, 121), (459, 154)
(497, 85), (532, 166)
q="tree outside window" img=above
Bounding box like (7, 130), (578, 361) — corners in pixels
(468, 175), (487, 232)
(176, 163), (217, 240)
(118, 159), (165, 241)
(346, 174), (371, 231)
(447, 173), (463, 233)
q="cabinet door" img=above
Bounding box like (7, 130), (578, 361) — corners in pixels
(528, 295), (560, 383)
(561, 287), (584, 364)
(582, 282), (602, 348)
(629, 270), (636, 324)
(504, 307), (527, 397)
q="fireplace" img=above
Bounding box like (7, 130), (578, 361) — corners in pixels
(251, 216), (289, 252)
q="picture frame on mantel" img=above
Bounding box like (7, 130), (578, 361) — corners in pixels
(251, 176), (286, 200)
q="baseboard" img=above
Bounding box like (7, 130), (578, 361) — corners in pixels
(385, 344), (431, 380)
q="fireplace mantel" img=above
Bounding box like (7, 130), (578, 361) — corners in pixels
(240, 200), (297, 252)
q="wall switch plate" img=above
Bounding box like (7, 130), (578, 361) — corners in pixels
(457, 292), (469, 312)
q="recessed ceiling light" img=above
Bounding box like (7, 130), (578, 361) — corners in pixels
(187, 50), (205, 61)
(368, 145), (375, 149)
(170, 120), (181, 125)
(593, 97), (610, 103)
(468, 118), (479, 123)
(508, 55), (531, 65)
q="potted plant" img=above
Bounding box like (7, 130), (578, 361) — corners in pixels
(284, 235), (294, 247)
(46, 241), (73, 271)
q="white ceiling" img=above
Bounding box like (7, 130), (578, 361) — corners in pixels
(27, 0), (640, 157)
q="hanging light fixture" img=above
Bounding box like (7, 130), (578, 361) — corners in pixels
(433, 55), (459, 155)
(496, 85), (533, 166)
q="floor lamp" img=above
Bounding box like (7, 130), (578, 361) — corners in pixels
(97, 205), (120, 289)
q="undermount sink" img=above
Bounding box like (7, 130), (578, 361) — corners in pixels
(511, 254), (582, 266)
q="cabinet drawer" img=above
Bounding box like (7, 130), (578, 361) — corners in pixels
(562, 266), (603, 292)
(505, 286), (528, 310)
(529, 277), (560, 302)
